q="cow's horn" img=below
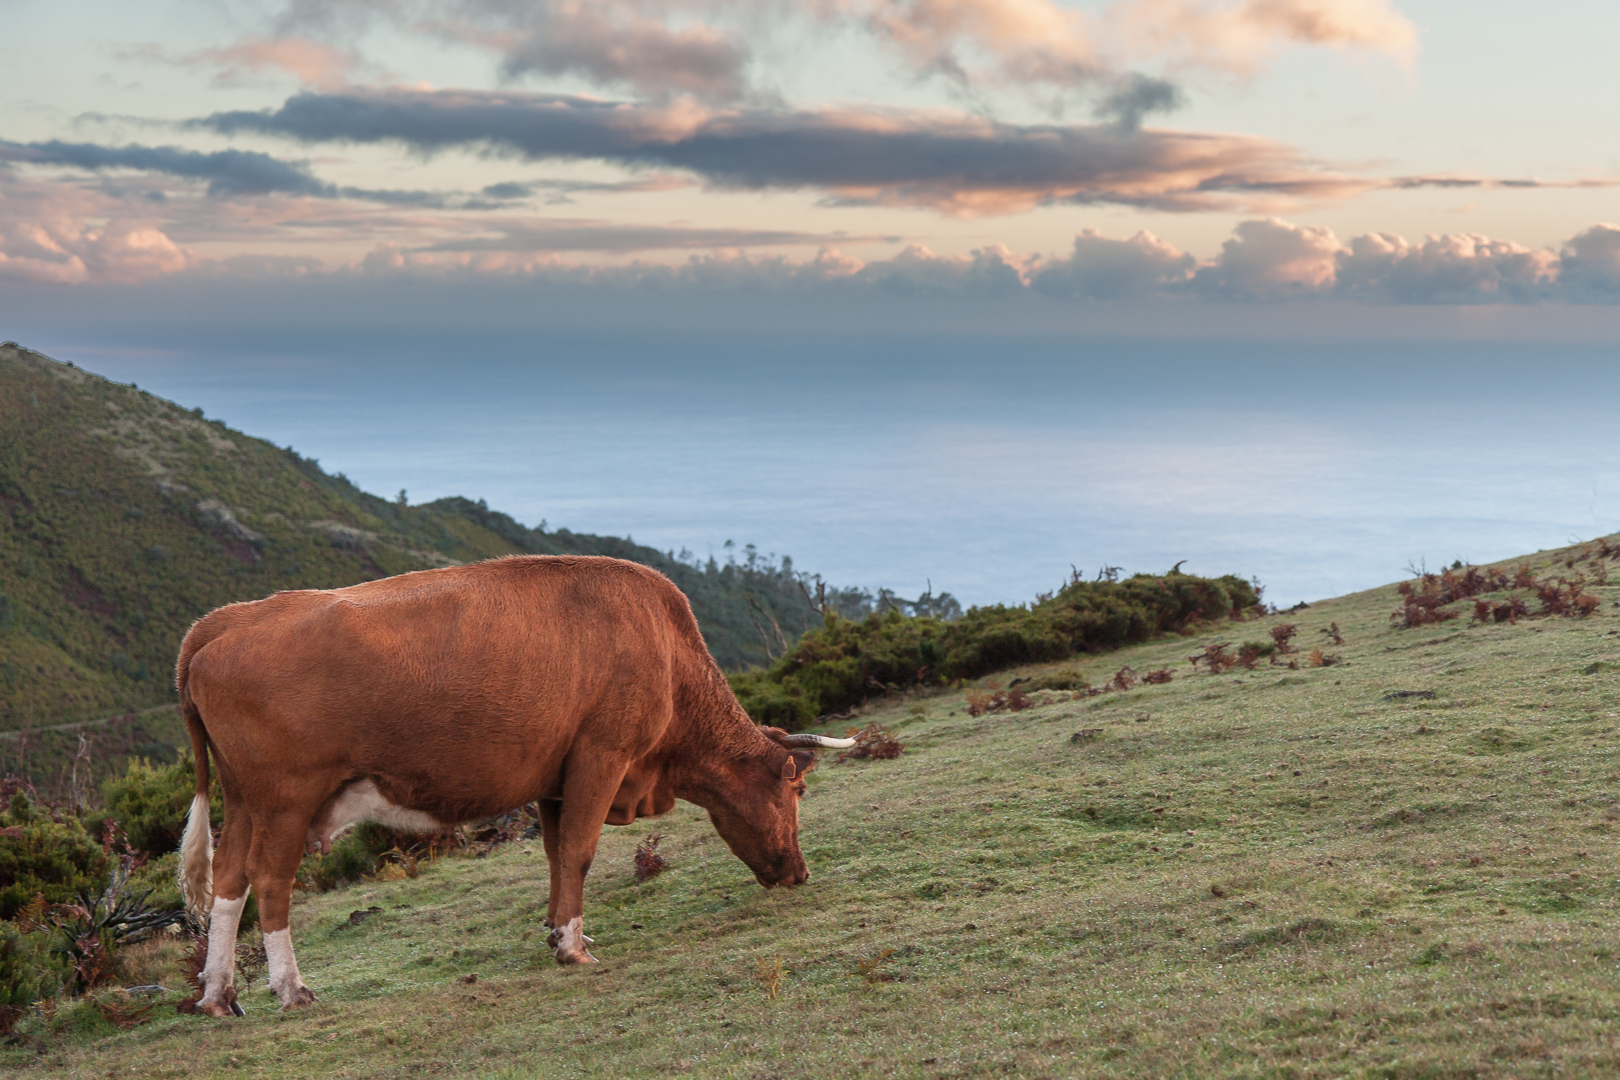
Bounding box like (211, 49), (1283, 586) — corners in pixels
(779, 733), (857, 749)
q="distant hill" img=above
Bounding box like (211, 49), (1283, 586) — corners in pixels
(0, 341), (884, 739)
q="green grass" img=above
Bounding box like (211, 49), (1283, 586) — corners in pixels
(9, 537), (1620, 1078)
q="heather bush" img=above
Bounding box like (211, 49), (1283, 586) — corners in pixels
(730, 569), (1257, 725)
(0, 791), (108, 920)
(100, 753), (220, 856)
(0, 920), (68, 1008)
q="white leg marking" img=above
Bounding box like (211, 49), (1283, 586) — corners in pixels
(554, 916), (597, 962)
(199, 894), (245, 1008)
(264, 929), (313, 1007)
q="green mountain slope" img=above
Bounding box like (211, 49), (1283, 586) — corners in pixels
(0, 342), (833, 732)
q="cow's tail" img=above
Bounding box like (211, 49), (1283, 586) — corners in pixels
(176, 635), (215, 922)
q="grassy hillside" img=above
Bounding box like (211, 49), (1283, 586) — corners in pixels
(0, 342), (851, 778)
(12, 535), (1619, 1078)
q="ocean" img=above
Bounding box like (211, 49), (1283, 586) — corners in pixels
(39, 329), (1620, 610)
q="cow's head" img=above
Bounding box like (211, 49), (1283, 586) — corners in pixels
(702, 728), (854, 888)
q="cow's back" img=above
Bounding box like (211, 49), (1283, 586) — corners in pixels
(179, 556), (703, 819)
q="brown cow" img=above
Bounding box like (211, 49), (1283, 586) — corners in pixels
(175, 555), (851, 1016)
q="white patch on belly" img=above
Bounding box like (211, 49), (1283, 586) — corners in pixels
(310, 778), (442, 851)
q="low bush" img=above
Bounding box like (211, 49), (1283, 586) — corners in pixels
(731, 568), (1258, 725)
(100, 754), (220, 856)
(0, 919), (69, 1010)
(0, 790), (108, 921)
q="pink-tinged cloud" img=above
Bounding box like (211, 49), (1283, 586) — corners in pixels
(1103, 0), (1418, 75)
(478, 4), (750, 102)
(199, 88), (1374, 215)
(820, 0), (1098, 89)
(278, 0), (1414, 102)
(160, 35), (363, 91)
(1192, 217), (1342, 298)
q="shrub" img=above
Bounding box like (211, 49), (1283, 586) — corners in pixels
(1026, 670), (1089, 692)
(730, 569), (1257, 724)
(835, 723), (904, 761)
(0, 791), (108, 920)
(100, 753), (219, 856)
(0, 920), (69, 1009)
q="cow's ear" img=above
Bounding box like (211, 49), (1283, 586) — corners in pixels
(781, 750), (817, 780)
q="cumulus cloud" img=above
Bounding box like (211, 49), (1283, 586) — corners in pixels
(0, 217), (189, 284)
(1334, 231), (1558, 303)
(198, 88), (1372, 215)
(1031, 228), (1194, 297)
(1558, 224), (1620, 301)
(1191, 216), (1341, 299)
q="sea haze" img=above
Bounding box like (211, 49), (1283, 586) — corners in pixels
(43, 330), (1620, 610)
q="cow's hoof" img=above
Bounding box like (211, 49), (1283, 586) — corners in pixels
(278, 986), (318, 1010)
(199, 986), (240, 1018)
(554, 947), (598, 966)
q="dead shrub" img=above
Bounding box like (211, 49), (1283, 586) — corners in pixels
(1306, 649), (1340, 668)
(837, 722), (905, 761)
(1188, 643), (1237, 674)
(633, 833), (667, 882)
(856, 948), (897, 985)
(1270, 624), (1298, 654)
(1109, 666), (1138, 692)
(1141, 668), (1173, 685)
(965, 689), (1035, 718)
(1320, 622), (1345, 646)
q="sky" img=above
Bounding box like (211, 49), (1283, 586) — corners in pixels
(3, 0), (1619, 608)
(2, 0), (1619, 311)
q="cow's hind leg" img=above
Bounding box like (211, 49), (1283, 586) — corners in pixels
(198, 795), (252, 1017)
(249, 810), (318, 1009)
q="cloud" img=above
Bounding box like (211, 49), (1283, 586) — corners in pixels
(477, 174), (692, 205)
(1031, 228), (1194, 297)
(0, 217), (189, 285)
(1192, 216), (1341, 299)
(0, 139), (457, 206)
(1092, 74), (1184, 130)
(1102, 0), (1419, 76)
(1558, 224), (1620, 301)
(415, 218), (891, 254)
(1334, 231), (1558, 303)
(198, 88), (1372, 215)
(253, 0), (1415, 108)
(193, 35), (362, 90)
(3, 140), (333, 197)
(486, 4), (750, 102)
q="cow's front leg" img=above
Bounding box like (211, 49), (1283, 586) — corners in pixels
(539, 799), (562, 930)
(545, 762), (624, 965)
